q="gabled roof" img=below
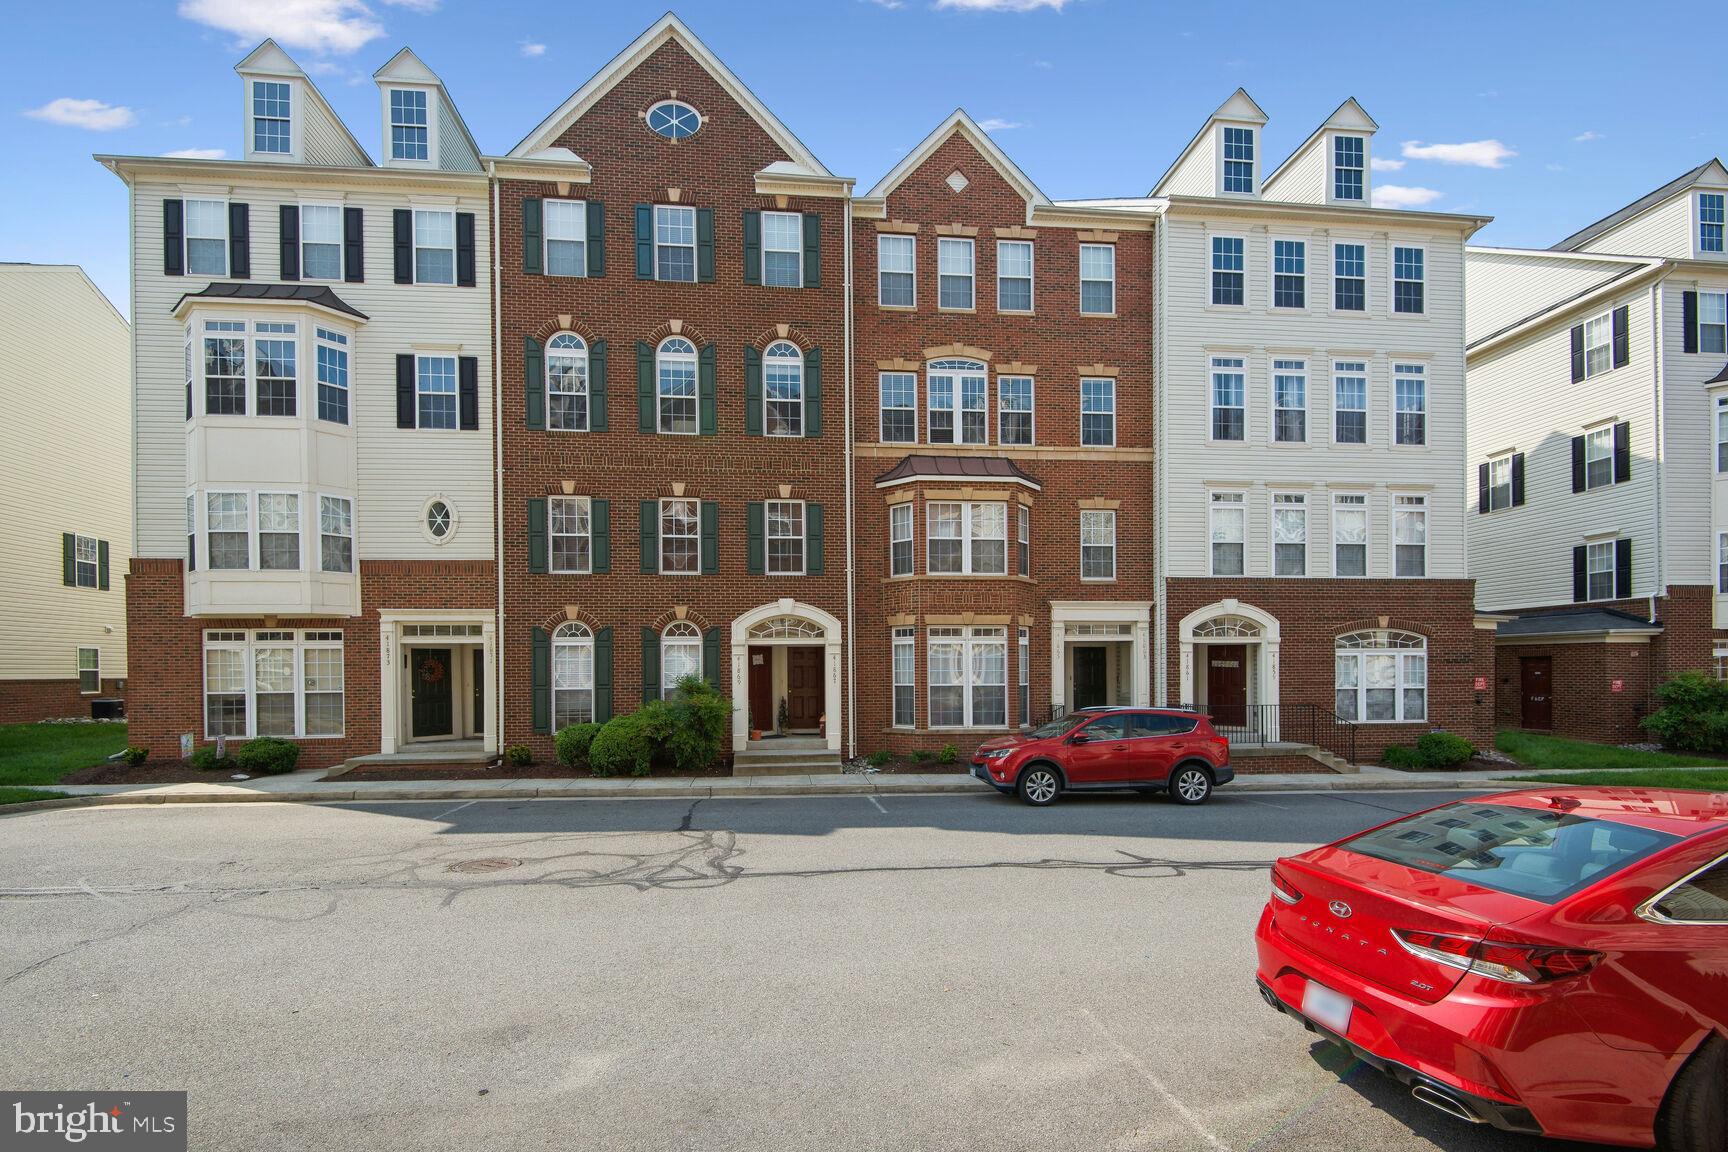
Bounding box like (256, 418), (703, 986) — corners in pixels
(1264, 97), (1377, 190)
(875, 455), (1041, 489)
(863, 109), (1049, 207)
(233, 39), (374, 166)
(1464, 253), (1665, 354)
(172, 282), (368, 321)
(508, 12), (830, 176)
(1150, 88), (1267, 197)
(373, 46), (483, 166)
(1552, 159), (1727, 252)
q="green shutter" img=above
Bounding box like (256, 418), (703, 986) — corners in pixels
(703, 627), (721, 688)
(522, 197), (543, 275)
(594, 626), (613, 722)
(586, 200), (605, 277)
(744, 346), (763, 436)
(698, 343), (717, 435)
(641, 627), (661, 705)
(97, 540), (109, 590)
(743, 210), (761, 286)
(696, 207), (715, 283)
(527, 498), (548, 573)
(524, 336), (545, 430)
(803, 212), (821, 288)
(591, 499), (610, 573)
(531, 627), (551, 733)
(590, 339), (608, 431)
(636, 341), (655, 433)
(747, 502), (765, 575)
(806, 504), (824, 575)
(804, 347), (822, 437)
(634, 204), (653, 279)
(639, 500), (658, 574)
(61, 533), (74, 587)
(700, 501), (719, 574)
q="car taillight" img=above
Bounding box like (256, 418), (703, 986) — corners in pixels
(1269, 868), (1303, 905)
(1393, 930), (1601, 984)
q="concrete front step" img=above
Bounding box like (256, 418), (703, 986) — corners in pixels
(1230, 742), (1359, 775)
(734, 745), (845, 777)
(733, 761), (844, 777)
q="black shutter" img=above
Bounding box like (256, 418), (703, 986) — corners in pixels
(703, 628), (721, 689)
(1572, 545), (1588, 602)
(696, 207), (715, 283)
(746, 502), (765, 575)
(393, 209), (412, 283)
(744, 346), (762, 436)
(639, 500), (658, 573)
(1477, 462), (1490, 514)
(61, 533), (75, 587)
(636, 341), (655, 433)
(163, 199), (184, 276)
(531, 627), (551, 734)
(521, 197), (543, 275)
(594, 627), (613, 722)
(279, 205), (300, 280)
(1683, 290), (1699, 354)
(1511, 452), (1526, 507)
(1612, 421), (1631, 484)
(698, 343), (716, 435)
(806, 504), (824, 575)
(1569, 324), (1585, 383)
(1611, 305), (1629, 368)
(1615, 538), (1632, 599)
(743, 210), (761, 285)
(586, 200), (605, 277)
(523, 336), (544, 430)
(228, 203), (250, 279)
(804, 347), (822, 436)
(590, 339), (607, 431)
(396, 354), (416, 428)
(591, 498), (610, 573)
(634, 204), (653, 279)
(641, 627), (661, 705)
(1571, 435), (1586, 493)
(458, 356), (479, 430)
(527, 498), (547, 573)
(97, 540), (109, 591)
(803, 212), (821, 288)
(343, 206), (364, 282)
(456, 212), (476, 286)
(700, 501), (719, 574)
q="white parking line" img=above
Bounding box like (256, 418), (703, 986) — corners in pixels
(1081, 1007), (1230, 1151)
(429, 800), (476, 822)
(867, 795), (887, 814)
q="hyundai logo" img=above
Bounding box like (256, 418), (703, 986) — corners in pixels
(1329, 900), (1353, 919)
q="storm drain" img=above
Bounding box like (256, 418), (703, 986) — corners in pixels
(446, 857), (522, 874)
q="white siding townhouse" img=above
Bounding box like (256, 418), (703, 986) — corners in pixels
(1466, 160), (1728, 742)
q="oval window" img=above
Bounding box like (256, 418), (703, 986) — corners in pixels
(646, 100), (701, 140)
(427, 500), (452, 539)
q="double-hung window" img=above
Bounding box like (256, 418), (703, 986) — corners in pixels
(929, 626), (1007, 729)
(1081, 510), (1116, 580)
(1335, 630), (1425, 723)
(253, 81), (291, 154)
(1486, 454), (1514, 512)
(415, 355), (458, 430)
(77, 647), (100, 694)
(764, 341), (804, 436)
(413, 209), (455, 284)
(1017, 506), (1030, 577)
(1720, 534), (1728, 595)
(766, 500), (805, 575)
(1333, 493), (1367, 576)
(654, 205), (696, 282)
(549, 496), (592, 574)
(1700, 192), (1725, 254)
(878, 234), (915, 307)
(1393, 246), (1425, 314)
(658, 498), (700, 575)
(1222, 126), (1255, 193)
(927, 502), (1006, 575)
(660, 622), (702, 696)
(1584, 424), (1615, 489)
(319, 495), (353, 573)
(998, 376), (1033, 445)
(253, 322), (297, 417)
(552, 623), (595, 728)
(1583, 312), (1613, 377)
(1273, 239), (1306, 308)
(1333, 361), (1367, 444)
(252, 634), (295, 733)
(1586, 540), (1616, 601)
(1272, 493), (1306, 576)
(997, 240), (1033, 312)
(928, 360), (986, 445)
(184, 199), (228, 277)
(1394, 363), (1426, 445)
(1718, 397), (1728, 474)
(1333, 135), (1364, 201)
(657, 337), (698, 435)
(1080, 243), (1115, 314)
(300, 205), (342, 280)
(203, 629), (344, 738)
(889, 503), (913, 576)
(1018, 628), (1031, 725)
(258, 493), (300, 570)
(1334, 243), (1366, 311)
(315, 328), (349, 424)
(1211, 236), (1244, 305)
(761, 211), (802, 287)
(1272, 359), (1306, 443)
(879, 372), (916, 442)
(938, 238), (975, 309)
(1211, 357), (1245, 441)
(390, 89), (429, 161)
(207, 493), (250, 569)
(72, 534), (98, 588)
(544, 199), (588, 277)
(1394, 495), (1427, 577)
(892, 628), (916, 727)
(203, 321), (247, 414)
(1210, 491), (1246, 575)
(546, 333), (589, 431)
(1081, 377), (1116, 446)
(1700, 291), (1728, 355)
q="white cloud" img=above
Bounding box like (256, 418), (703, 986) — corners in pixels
(1031, 58), (1053, 69)
(1372, 185), (1444, 210)
(1573, 130), (1603, 143)
(1546, 163), (1567, 172)
(976, 117), (1025, 132)
(1369, 156), (1404, 172)
(935, 0), (1068, 10)
(162, 148), (227, 159)
(1400, 139), (1516, 169)
(380, 0), (439, 9)
(23, 97), (138, 131)
(865, 0), (906, 7)
(519, 39), (546, 57)
(178, 0), (384, 54)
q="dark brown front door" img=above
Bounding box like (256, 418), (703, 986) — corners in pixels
(1072, 647), (1108, 709)
(411, 648), (454, 738)
(748, 646), (773, 732)
(786, 646), (824, 730)
(1521, 657), (1553, 730)
(1206, 645), (1248, 728)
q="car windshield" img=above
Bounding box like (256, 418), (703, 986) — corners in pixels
(1342, 802), (1679, 904)
(1029, 714), (1090, 740)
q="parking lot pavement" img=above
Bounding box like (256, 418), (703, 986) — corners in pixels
(0, 791), (1595, 1152)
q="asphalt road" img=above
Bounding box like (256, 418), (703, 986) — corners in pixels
(0, 790), (1595, 1152)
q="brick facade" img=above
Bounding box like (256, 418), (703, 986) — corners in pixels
(0, 679), (126, 725)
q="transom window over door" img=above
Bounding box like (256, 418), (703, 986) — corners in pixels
(552, 622), (594, 727)
(546, 333), (589, 431)
(764, 341), (804, 436)
(938, 238), (975, 309)
(655, 206), (696, 282)
(1335, 630), (1426, 723)
(657, 337), (698, 435)
(928, 359), (986, 445)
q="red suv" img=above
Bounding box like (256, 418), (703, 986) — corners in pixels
(1256, 788), (1728, 1149)
(971, 707), (1232, 806)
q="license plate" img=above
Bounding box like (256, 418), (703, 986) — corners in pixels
(1301, 979), (1353, 1035)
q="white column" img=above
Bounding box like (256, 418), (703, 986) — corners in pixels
(480, 624), (497, 755)
(1048, 619), (1065, 714)
(825, 639), (842, 752)
(730, 643), (749, 752)
(378, 621), (398, 755)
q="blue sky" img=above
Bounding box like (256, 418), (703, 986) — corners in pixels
(3, 0), (1722, 316)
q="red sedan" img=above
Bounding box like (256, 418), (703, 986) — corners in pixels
(1255, 788), (1728, 1149)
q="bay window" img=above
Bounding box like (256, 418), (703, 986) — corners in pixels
(929, 626), (1007, 729)
(890, 503), (913, 576)
(927, 501), (1006, 575)
(892, 628), (915, 728)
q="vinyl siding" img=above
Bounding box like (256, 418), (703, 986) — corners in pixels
(300, 96), (370, 167)
(0, 265), (130, 680)
(1464, 248), (1639, 346)
(1161, 129), (1218, 198)
(436, 96), (482, 172)
(1659, 275), (1728, 588)
(1263, 139), (1326, 205)
(1574, 193), (1693, 260)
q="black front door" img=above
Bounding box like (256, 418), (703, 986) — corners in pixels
(411, 648), (454, 738)
(1073, 647), (1108, 709)
(1521, 657), (1552, 730)
(471, 648), (484, 736)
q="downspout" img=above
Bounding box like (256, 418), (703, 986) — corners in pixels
(1648, 275), (1665, 625)
(489, 161), (505, 757)
(1151, 209), (1166, 706)
(843, 191), (857, 761)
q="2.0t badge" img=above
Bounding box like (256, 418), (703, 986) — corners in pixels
(1329, 900), (1353, 918)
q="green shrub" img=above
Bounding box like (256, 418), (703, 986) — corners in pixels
(909, 749), (930, 763)
(590, 713), (655, 777)
(937, 743), (959, 765)
(867, 750), (892, 768)
(189, 745), (228, 771)
(1415, 731), (1475, 769)
(504, 745), (533, 768)
(1380, 744), (1419, 769)
(664, 676), (730, 774)
(1641, 672), (1728, 753)
(122, 746), (149, 766)
(555, 722), (603, 767)
(233, 737), (300, 775)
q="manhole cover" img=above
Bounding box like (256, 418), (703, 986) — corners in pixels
(447, 857), (522, 874)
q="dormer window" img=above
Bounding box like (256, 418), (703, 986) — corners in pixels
(1333, 135), (1365, 201)
(1222, 126), (1255, 194)
(390, 89), (429, 161)
(1701, 192), (1725, 254)
(252, 81), (291, 155)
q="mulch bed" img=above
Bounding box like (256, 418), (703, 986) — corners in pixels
(848, 753), (967, 775)
(335, 761), (733, 782)
(60, 759), (267, 785)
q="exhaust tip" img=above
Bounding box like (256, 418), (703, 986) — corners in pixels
(1411, 1084), (1483, 1125)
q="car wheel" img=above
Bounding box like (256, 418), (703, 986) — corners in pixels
(1169, 764), (1213, 806)
(1658, 1034), (1726, 1152)
(1017, 765), (1061, 807)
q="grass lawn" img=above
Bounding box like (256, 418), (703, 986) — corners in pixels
(1495, 729), (1726, 772)
(0, 786), (71, 807)
(0, 722), (129, 787)
(1506, 769), (1728, 791)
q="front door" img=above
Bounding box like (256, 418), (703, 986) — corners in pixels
(1206, 645), (1248, 729)
(786, 646), (824, 730)
(748, 646), (773, 732)
(471, 648), (484, 736)
(1073, 647), (1108, 709)
(411, 648), (454, 739)
(1521, 656), (1553, 730)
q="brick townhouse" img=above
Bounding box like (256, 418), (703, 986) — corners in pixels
(494, 14), (853, 768)
(849, 111), (1157, 757)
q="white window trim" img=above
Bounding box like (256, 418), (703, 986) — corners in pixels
(76, 646), (101, 695)
(891, 627), (916, 729)
(1217, 124), (1258, 197)
(761, 210), (804, 288)
(889, 502), (914, 577)
(202, 628), (345, 739)
(996, 239), (1034, 313)
(926, 361), (988, 446)
(72, 532), (99, 589)
(183, 196), (230, 279)
(1330, 359), (1369, 446)
(926, 501), (1009, 576)
(1696, 190), (1727, 258)
(543, 198), (590, 278)
(1208, 234), (1247, 308)
(997, 374), (1035, 446)
(1583, 420), (1618, 491)
(1581, 310), (1614, 378)
(1080, 509), (1117, 582)
(1209, 489), (1248, 577)
(419, 494), (455, 547)
(877, 233), (917, 309)
(1485, 452), (1515, 513)
(1269, 236), (1308, 310)
(937, 236), (976, 311)
(765, 499), (806, 577)
(1332, 491), (1370, 579)
(545, 331), (589, 433)
(384, 85), (437, 166)
(658, 497), (701, 576)
(255, 489), (304, 572)
(1080, 376), (1116, 447)
(1391, 360), (1428, 447)
(1335, 633), (1428, 725)
(413, 352), (460, 431)
(1271, 358), (1308, 444)
(1390, 243), (1428, 317)
(1330, 240), (1368, 313)
(1208, 354), (1247, 445)
(660, 621), (703, 698)
(1329, 132), (1367, 205)
(654, 204), (697, 283)
(247, 79), (300, 162)
(1585, 539), (1617, 602)
(1270, 492), (1308, 578)
(1079, 242), (1116, 316)
(551, 622), (596, 728)
(298, 201), (345, 281)
(204, 490), (252, 571)
(319, 492), (357, 571)
(410, 207), (457, 286)
(763, 341), (804, 438)
(314, 325), (351, 425)
(549, 495), (593, 575)
(656, 338), (699, 437)
(1393, 493), (1429, 579)
(1697, 290), (1728, 356)
(879, 371), (917, 443)
(927, 625), (1009, 730)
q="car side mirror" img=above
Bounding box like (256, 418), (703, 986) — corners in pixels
(1067, 733), (1089, 745)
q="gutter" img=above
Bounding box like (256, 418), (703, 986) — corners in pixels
(843, 195), (857, 761)
(489, 160), (505, 755)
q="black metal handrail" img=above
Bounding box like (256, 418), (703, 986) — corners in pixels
(1034, 701), (1358, 765)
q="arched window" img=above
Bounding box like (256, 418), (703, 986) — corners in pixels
(552, 622), (594, 729)
(764, 341), (803, 437)
(927, 358), (987, 445)
(1335, 630), (1426, 723)
(546, 332), (588, 431)
(657, 337), (697, 435)
(661, 621), (702, 697)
